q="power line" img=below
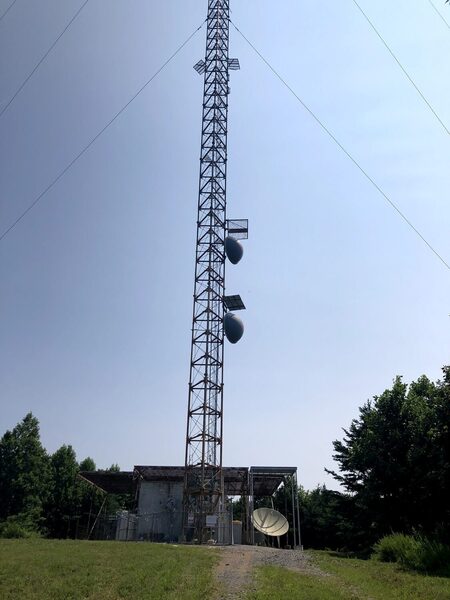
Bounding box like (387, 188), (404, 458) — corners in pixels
(0, 0), (90, 119)
(0, 20), (205, 243)
(351, 0), (449, 136)
(230, 20), (450, 272)
(426, 0), (450, 29)
(0, 0), (17, 24)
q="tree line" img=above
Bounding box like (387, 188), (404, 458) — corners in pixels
(276, 366), (450, 553)
(0, 413), (127, 538)
(1, 366), (449, 550)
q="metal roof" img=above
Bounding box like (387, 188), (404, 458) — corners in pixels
(134, 466), (249, 495)
(79, 465), (296, 497)
(249, 467), (297, 496)
(249, 466), (297, 475)
(79, 471), (135, 495)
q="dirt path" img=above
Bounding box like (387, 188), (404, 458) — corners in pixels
(213, 545), (324, 599)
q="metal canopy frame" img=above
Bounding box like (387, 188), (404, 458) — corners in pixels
(248, 467), (302, 549)
(80, 466), (297, 500)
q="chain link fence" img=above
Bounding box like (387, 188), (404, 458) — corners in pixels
(91, 509), (233, 544)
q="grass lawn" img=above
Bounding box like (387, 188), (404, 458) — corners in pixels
(0, 539), (218, 600)
(247, 551), (450, 600)
(3, 541), (450, 599)
(247, 566), (349, 600)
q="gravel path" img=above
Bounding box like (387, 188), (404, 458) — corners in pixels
(213, 545), (325, 599)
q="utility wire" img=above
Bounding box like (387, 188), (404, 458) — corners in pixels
(351, 0), (449, 136)
(0, 0), (90, 119)
(0, 0), (17, 24)
(230, 20), (450, 272)
(0, 20), (205, 243)
(426, 0), (450, 29)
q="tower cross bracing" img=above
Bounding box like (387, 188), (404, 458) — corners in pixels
(183, 0), (231, 542)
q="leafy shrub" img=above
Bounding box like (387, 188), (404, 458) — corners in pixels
(374, 533), (450, 574)
(374, 533), (419, 563)
(0, 515), (40, 539)
(410, 537), (450, 574)
(0, 521), (29, 538)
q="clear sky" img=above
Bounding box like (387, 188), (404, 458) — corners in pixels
(1, 0), (449, 491)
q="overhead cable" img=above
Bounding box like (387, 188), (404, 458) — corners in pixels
(351, 0), (449, 136)
(426, 0), (450, 29)
(0, 0), (90, 119)
(0, 20), (205, 243)
(230, 20), (450, 272)
(0, 0), (17, 24)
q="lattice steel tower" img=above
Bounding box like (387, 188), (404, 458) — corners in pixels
(183, 0), (245, 543)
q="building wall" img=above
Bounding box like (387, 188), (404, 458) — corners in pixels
(137, 480), (183, 542)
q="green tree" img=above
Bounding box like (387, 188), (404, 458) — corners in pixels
(106, 463), (120, 473)
(46, 445), (81, 538)
(79, 457), (96, 472)
(328, 376), (411, 541)
(327, 368), (450, 547)
(296, 486), (357, 551)
(0, 413), (51, 532)
(436, 367), (450, 526)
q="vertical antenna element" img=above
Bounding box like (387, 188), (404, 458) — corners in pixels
(183, 0), (231, 543)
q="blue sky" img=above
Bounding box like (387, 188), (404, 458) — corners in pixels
(1, 0), (449, 490)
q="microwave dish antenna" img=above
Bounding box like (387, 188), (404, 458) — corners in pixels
(251, 508), (289, 537)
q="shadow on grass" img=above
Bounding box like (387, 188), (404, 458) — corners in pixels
(320, 549), (370, 560)
(320, 549), (450, 579)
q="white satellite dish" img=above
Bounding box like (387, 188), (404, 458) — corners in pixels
(251, 508), (289, 537)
